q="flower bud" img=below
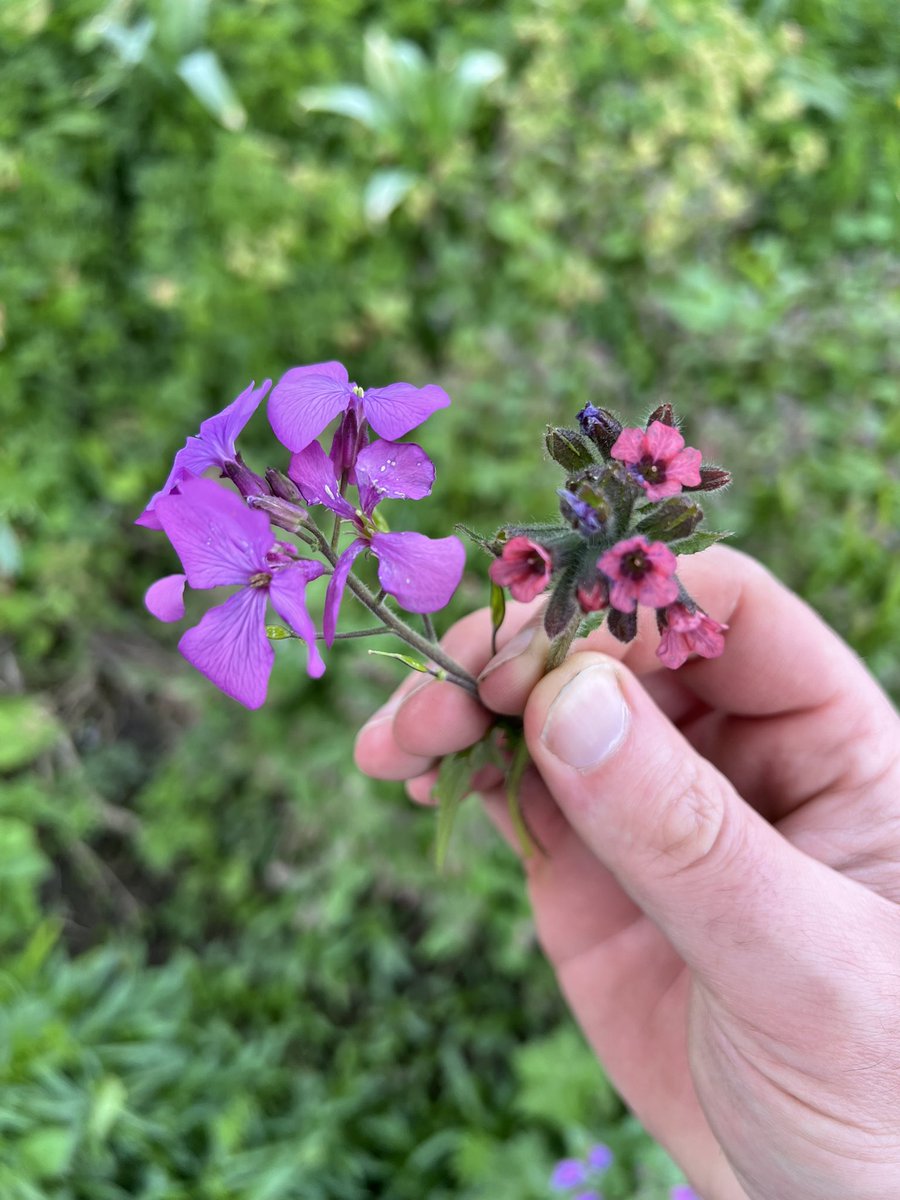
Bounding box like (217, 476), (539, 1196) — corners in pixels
(646, 402), (676, 427)
(684, 467), (731, 492)
(545, 426), (595, 472)
(223, 456), (269, 498)
(607, 607), (638, 643)
(576, 404), (623, 458)
(576, 574), (609, 613)
(635, 497), (703, 542)
(265, 468), (302, 503)
(247, 494), (309, 533)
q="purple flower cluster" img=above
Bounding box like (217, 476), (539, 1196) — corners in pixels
(138, 363), (464, 708)
(549, 1143), (614, 1199)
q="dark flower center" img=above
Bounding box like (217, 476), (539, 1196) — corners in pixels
(639, 455), (664, 483)
(622, 551), (649, 579)
(249, 571), (273, 589)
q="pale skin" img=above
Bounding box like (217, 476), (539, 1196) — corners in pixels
(354, 546), (900, 1200)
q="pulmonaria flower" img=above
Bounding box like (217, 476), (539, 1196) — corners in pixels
(656, 602), (728, 669)
(550, 1159), (588, 1190)
(145, 476), (326, 708)
(610, 420), (701, 501)
(598, 535), (678, 613)
(289, 438), (465, 643)
(136, 380), (271, 528)
(269, 360), (450, 453)
(489, 537), (553, 602)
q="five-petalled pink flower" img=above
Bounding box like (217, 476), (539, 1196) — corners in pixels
(610, 420), (702, 501)
(598, 535), (678, 612)
(489, 537), (553, 603)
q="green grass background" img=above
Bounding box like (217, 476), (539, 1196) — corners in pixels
(0, 0), (898, 1195)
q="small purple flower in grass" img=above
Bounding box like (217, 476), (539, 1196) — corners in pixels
(269, 360), (450, 453)
(550, 1159), (587, 1190)
(146, 476), (326, 708)
(136, 380), (271, 528)
(670, 1187), (701, 1200)
(289, 439), (465, 643)
(598, 535), (678, 613)
(573, 1192), (602, 1200)
(586, 1144), (613, 1172)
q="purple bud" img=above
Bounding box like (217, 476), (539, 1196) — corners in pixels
(223, 456), (269, 498)
(247, 494), (309, 533)
(577, 404), (623, 457)
(587, 1143), (613, 1171)
(684, 467), (731, 493)
(558, 488), (607, 535)
(646, 402), (676, 427)
(265, 467), (303, 503)
(330, 407), (366, 476)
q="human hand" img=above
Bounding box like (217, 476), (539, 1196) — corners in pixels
(355, 547), (900, 1200)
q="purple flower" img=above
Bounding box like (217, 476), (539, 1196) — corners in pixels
(268, 360), (450, 453)
(670, 1188), (701, 1200)
(550, 1159), (587, 1190)
(136, 380), (271, 528)
(573, 1192), (602, 1200)
(587, 1144), (613, 1172)
(145, 476), (326, 707)
(289, 438), (465, 644)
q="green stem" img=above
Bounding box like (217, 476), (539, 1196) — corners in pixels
(544, 611), (583, 672)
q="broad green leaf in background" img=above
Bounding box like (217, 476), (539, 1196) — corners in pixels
(364, 169), (418, 224)
(177, 49), (246, 131)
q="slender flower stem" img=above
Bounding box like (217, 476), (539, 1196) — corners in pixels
(545, 611), (583, 672)
(422, 613), (437, 643)
(303, 516), (478, 695)
(317, 628), (393, 641)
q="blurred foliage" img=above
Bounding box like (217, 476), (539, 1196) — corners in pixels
(1, 0), (898, 1194)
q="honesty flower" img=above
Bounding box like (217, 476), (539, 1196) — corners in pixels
(489, 536), (552, 602)
(289, 438), (465, 643)
(269, 360), (450, 453)
(136, 380), (271, 528)
(598, 535), (678, 613)
(145, 476), (326, 707)
(610, 420), (701, 501)
(657, 602), (728, 669)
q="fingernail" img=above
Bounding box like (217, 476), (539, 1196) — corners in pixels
(479, 624), (540, 680)
(541, 664), (629, 770)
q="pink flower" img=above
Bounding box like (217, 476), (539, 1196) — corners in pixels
(657, 603), (728, 669)
(489, 537), (553, 602)
(598, 535), (678, 612)
(610, 420), (702, 501)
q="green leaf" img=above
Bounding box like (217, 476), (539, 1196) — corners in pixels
(670, 529), (732, 555)
(368, 649), (438, 676)
(489, 582), (506, 655)
(455, 49), (505, 90)
(364, 169), (418, 224)
(177, 49), (246, 131)
(505, 733), (535, 858)
(17, 1126), (76, 1180)
(434, 748), (475, 870)
(298, 84), (384, 129)
(0, 697), (60, 772)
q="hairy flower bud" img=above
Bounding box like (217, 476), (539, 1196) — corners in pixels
(646, 402), (676, 427)
(265, 467), (302, 503)
(576, 404), (623, 458)
(684, 467), (731, 493)
(545, 426), (595, 472)
(635, 497), (703, 542)
(223, 456), (269, 498)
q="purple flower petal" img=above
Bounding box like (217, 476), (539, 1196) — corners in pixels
(156, 476), (273, 589)
(355, 440), (435, 512)
(670, 1188), (701, 1200)
(323, 539), (367, 645)
(269, 361), (353, 452)
(550, 1159), (587, 1189)
(288, 442), (356, 519)
(145, 573), (187, 623)
(178, 586), (273, 709)
(370, 532), (464, 613)
(361, 382), (450, 441)
(135, 381), (270, 527)
(268, 561), (328, 679)
(199, 379), (271, 456)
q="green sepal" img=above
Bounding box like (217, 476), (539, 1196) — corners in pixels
(635, 497), (703, 542)
(371, 507), (391, 532)
(545, 425), (596, 472)
(576, 609), (608, 639)
(265, 624), (295, 640)
(456, 523), (504, 556)
(367, 649), (442, 676)
(490, 581), (506, 656)
(669, 529), (732, 555)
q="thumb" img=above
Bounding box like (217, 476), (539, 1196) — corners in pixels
(523, 652), (883, 1010)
